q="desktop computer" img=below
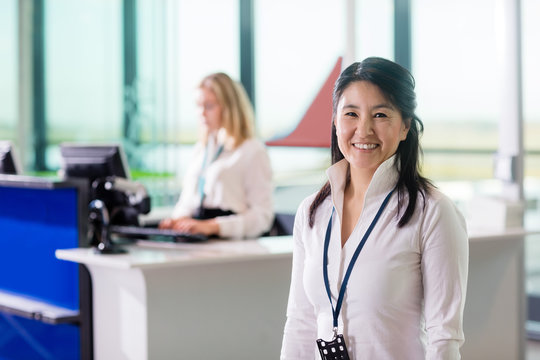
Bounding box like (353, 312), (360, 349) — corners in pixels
(59, 143), (207, 250)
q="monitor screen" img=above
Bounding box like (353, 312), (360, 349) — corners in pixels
(0, 141), (21, 175)
(59, 144), (130, 185)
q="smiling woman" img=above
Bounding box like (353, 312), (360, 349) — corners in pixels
(311, 57), (430, 228)
(334, 81), (409, 179)
(280, 57), (469, 360)
(334, 80), (410, 245)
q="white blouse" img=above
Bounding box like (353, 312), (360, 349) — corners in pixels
(171, 135), (274, 238)
(281, 156), (468, 359)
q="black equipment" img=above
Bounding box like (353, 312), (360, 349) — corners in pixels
(0, 141), (21, 175)
(60, 144), (153, 253)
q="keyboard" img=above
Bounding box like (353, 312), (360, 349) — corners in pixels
(109, 225), (209, 243)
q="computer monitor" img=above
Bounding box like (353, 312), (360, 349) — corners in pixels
(59, 143), (130, 185)
(0, 141), (21, 175)
(59, 143), (149, 237)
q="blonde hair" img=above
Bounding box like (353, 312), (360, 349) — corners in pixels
(199, 73), (255, 149)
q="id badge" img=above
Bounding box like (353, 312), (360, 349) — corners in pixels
(316, 334), (350, 360)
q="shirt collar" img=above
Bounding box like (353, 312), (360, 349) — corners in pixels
(207, 128), (228, 153)
(326, 155), (399, 219)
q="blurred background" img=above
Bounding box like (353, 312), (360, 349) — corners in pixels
(1, 0), (540, 333)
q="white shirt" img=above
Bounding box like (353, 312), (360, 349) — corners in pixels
(172, 135), (274, 238)
(281, 156), (468, 359)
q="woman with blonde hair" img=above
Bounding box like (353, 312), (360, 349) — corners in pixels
(160, 72), (274, 238)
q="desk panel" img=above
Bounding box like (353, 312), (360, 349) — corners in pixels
(0, 177), (91, 360)
(0, 186), (80, 310)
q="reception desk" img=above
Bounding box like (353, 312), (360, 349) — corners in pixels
(57, 237), (293, 360)
(57, 231), (526, 360)
(0, 175), (91, 360)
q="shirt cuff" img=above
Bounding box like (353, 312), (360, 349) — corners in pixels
(215, 215), (243, 238)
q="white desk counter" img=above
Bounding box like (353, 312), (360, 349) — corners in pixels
(57, 236), (294, 270)
(57, 231), (526, 360)
(57, 236), (294, 360)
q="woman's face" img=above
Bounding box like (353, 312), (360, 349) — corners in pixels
(196, 86), (223, 132)
(335, 81), (409, 174)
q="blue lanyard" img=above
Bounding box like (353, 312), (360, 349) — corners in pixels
(197, 143), (224, 202)
(323, 189), (395, 330)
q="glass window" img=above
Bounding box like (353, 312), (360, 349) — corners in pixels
(0, 0), (17, 142)
(522, 0), (540, 307)
(45, 0), (122, 168)
(411, 0), (500, 187)
(523, 0), (540, 182)
(42, 0), (239, 195)
(254, 0), (345, 212)
(176, 0), (239, 140)
(254, 0), (344, 140)
(135, 0), (239, 150)
(136, 0), (240, 146)
(131, 0), (240, 205)
(355, 0), (394, 60)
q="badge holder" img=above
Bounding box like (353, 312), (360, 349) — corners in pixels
(316, 328), (350, 360)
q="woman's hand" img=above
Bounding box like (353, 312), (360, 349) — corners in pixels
(158, 217), (180, 229)
(159, 217), (219, 236)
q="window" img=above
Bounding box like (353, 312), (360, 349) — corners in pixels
(133, 0), (240, 205)
(523, 0), (540, 185)
(254, 0), (344, 140)
(45, 0), (122, 168)
(355, 0), (393, 60)
(41, 0), (240, 205)
(254, 0), (345, 211)
(0, 0), (17, 142)
(412, 0), (500, 186)
(522, 0), (540, 315)
(135, 0), (239, 164)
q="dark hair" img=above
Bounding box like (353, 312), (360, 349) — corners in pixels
(308, 57), (432, 227)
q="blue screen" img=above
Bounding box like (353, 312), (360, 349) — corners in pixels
(0, 186), (80, 310)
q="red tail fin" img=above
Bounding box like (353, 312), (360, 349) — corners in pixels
(266, 57), (342, 148)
